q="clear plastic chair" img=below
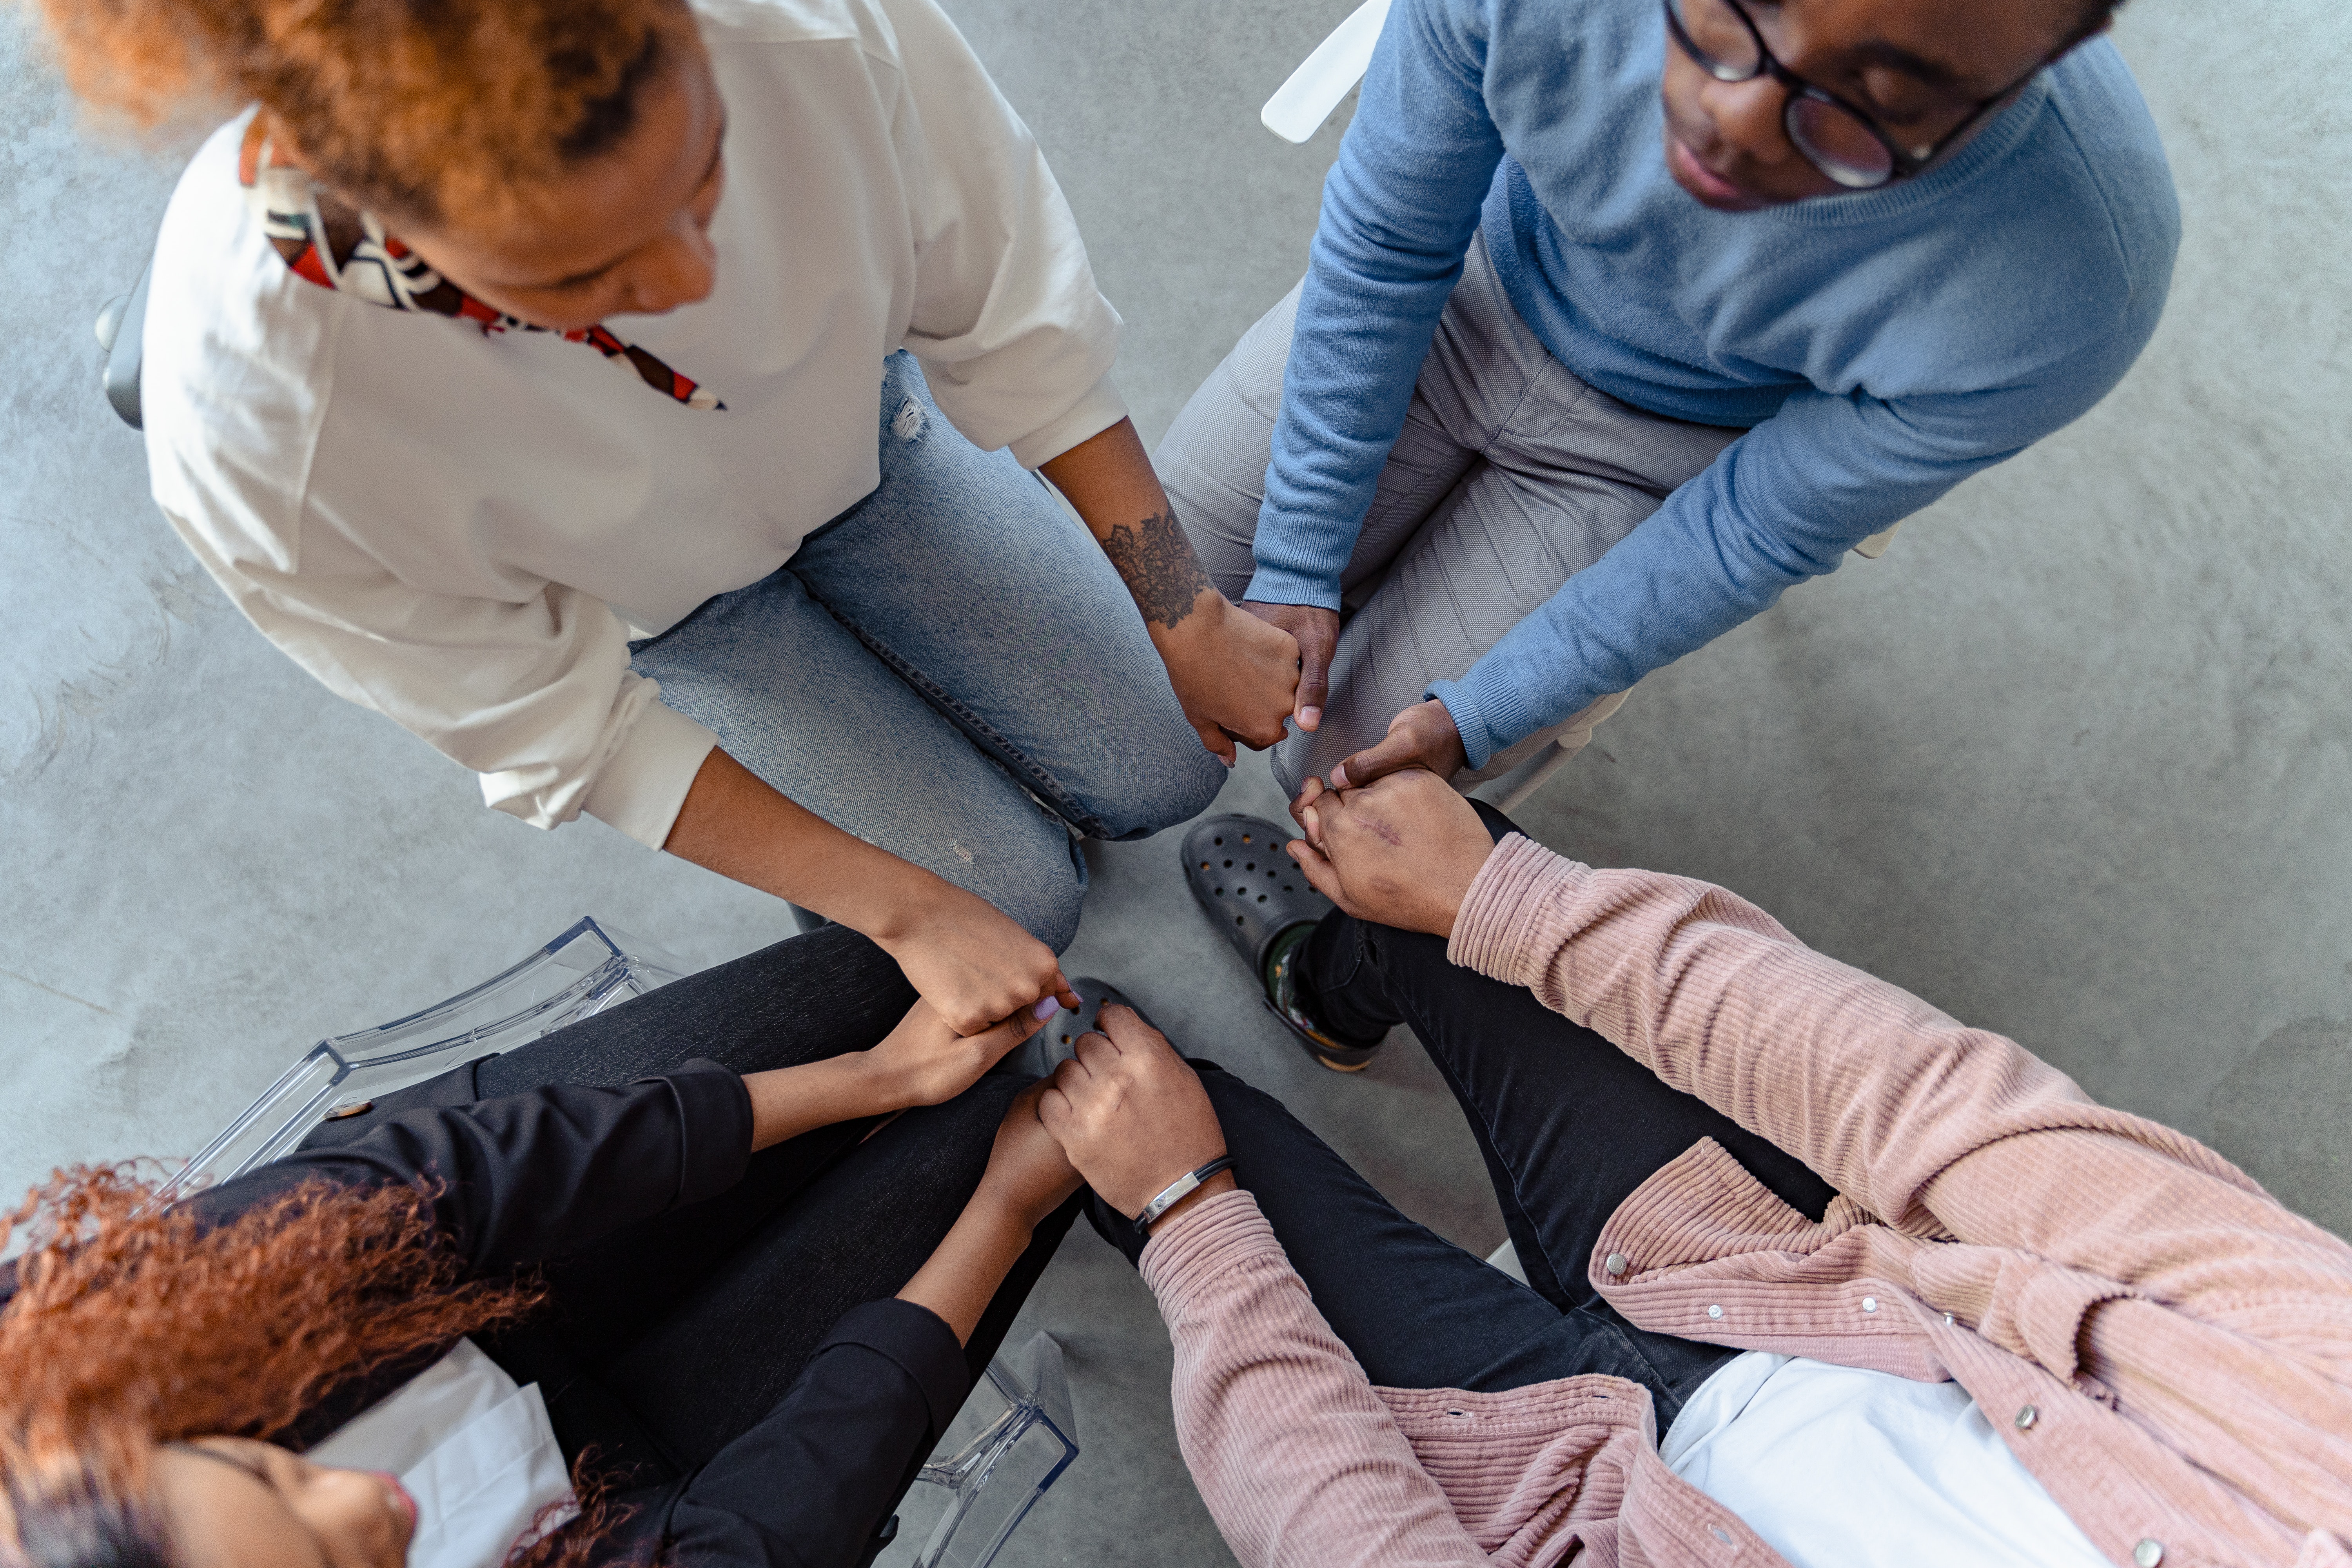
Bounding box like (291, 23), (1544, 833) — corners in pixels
(152, 916), (688, 1201)
(910, 1330), (1080, 1568)
(154, 917), (1078, 1568)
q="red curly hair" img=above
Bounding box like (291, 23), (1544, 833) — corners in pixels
(0, 1165), (622, 1568)
(25, 0), (691, 229)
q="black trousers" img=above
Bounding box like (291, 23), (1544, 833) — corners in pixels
(470, 926), (1077, 1482)
(1093, 805), (1837, 1431)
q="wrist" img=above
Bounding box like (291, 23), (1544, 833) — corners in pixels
(860, 862), (962, 947)
(1146, 1170), (1238, 1236)
(1148, 589), (1231, 657)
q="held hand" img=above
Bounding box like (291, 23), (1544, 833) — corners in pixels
(878, 884), (1081, 1036)
(864, 998), (1051, 1108)
(1327, 699), (1468, 791)
(974, 1081), (1086, 1234)
(1161, 597), (1300, 763)
(1287, 771), (1495, 938)
(1241, 602), (1339, 732)
(1037, 1005), (1228, 1219)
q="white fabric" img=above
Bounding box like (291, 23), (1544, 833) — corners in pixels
(307, 1338), (575, 1568)
(141, 0), (1127, 849)
(1662, 1352), (2112, 1568)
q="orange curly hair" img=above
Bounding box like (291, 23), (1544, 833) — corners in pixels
(0, 1165), (622, 1568)
(26, 0), (691, 229)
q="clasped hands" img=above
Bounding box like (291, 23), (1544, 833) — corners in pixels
(973, 766), (1507, 1240)
(1162, 597), (1470, 789)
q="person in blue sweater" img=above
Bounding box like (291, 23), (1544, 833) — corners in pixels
(1158, 0), (2178, 821)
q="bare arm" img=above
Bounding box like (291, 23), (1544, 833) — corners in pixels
(898, 1084), (1083, 1343)
(1040, 419), (1299, 763)
(664, 747), (1076, 1034)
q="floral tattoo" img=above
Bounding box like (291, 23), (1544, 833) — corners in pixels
(1102, 509), (1213, 631)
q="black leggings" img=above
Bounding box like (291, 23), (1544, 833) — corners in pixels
(470, 926), (1076, 1481)
(1091, 804), (1837, 1430)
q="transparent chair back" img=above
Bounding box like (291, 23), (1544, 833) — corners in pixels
(154, 918), (1080, 1568)
(913, 1330), (1079, 1568)
(154, 917), (685, 1203)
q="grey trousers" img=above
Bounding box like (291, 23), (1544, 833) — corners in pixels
(1158, 233), (1740, 794)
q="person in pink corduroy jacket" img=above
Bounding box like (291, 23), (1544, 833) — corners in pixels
(1033, 769), (2352, 1568)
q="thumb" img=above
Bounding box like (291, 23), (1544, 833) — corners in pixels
(1294, 632), (1334, 733)
(1287, 837), (1345, 906)
(1329, 727), (1417, 791)
(979, 1007), (1045, 1065)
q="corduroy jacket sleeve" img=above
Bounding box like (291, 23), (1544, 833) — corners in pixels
(1448, 833), (2352, 1555)
(1138, 1189), (1493, 1568)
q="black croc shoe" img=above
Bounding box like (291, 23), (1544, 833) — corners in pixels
(1180, 814), (1380, 1072)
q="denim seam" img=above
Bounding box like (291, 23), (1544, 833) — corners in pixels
(814, 601), (1110, 839)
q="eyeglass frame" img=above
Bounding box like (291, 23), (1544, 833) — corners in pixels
(1661, 0), (2049, 189)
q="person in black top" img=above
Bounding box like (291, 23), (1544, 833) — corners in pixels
(0, 924), (1086, 1568)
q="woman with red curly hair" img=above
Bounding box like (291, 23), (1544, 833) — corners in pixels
(0, 926), (1087, 1568)
(31, 0), (1303, 1033)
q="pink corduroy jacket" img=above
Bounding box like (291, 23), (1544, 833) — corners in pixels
(1138, 835), (2352, 1568)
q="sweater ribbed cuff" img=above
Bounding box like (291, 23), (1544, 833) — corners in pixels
(1242, 563), (1345, 614)
(1437, 656), (1548, 769)
(1448, 833), (1586, 986)
(1137, 1188), (1282, 1315)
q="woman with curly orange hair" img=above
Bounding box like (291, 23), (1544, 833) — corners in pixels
(0, 926), (1086, 1568)
(30, 0), (1302, 1033)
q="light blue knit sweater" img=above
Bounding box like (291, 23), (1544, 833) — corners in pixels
(1249, 0), (2178, 766)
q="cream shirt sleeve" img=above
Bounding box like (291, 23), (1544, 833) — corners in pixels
(877, 0), (1129, 466)
(162, 503), (715, 848)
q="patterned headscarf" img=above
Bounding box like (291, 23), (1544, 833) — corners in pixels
(237, 118), (722, 411)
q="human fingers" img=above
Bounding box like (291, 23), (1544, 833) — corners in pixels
(1329, 701), (1464, 790)
(1093, 1002), (1172, 1057)
(1194, 715), (1240, 767)
(1069, 1028), (1122, 1076)
(1037, 1065), (1079, 1140)
(1288, 774), (1328, 835)
(1292, 609), (1338, 731)
(1327, 726), (1421, 791)
(1285, 835), (1348, 907)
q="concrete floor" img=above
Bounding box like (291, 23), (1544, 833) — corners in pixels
(5, 0), (2350, 1564)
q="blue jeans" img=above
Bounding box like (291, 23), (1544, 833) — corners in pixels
(632, 355), (1227, 950)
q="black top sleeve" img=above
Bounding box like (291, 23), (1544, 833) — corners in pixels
(3, 1059), (971, 1568)
(186, 1059), (754, 1274)
(634, 1298), (971, 1568)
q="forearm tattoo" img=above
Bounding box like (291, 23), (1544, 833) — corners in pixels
(1102, 509), (1213, 631)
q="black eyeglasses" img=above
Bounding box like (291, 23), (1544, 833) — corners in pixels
(1662, 0), (2040, 190)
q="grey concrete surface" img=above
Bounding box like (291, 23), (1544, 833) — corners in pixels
(3, 0), (2348, 1563)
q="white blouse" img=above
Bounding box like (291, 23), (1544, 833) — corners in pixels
(307, 1339), (575, 1568)
(141, 0), (1127, 850)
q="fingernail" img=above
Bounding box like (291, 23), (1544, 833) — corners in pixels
(1330, 766), (1349, 789)
(1299, 706), (1321, 729)
(1033, 996), (1060, 1020)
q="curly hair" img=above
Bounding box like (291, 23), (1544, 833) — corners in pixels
(25, 0), (690, 229)
(0, 1166), (621, 1568)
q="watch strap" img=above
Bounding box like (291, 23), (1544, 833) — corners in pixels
(1135, 1154), (1238, 1236)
